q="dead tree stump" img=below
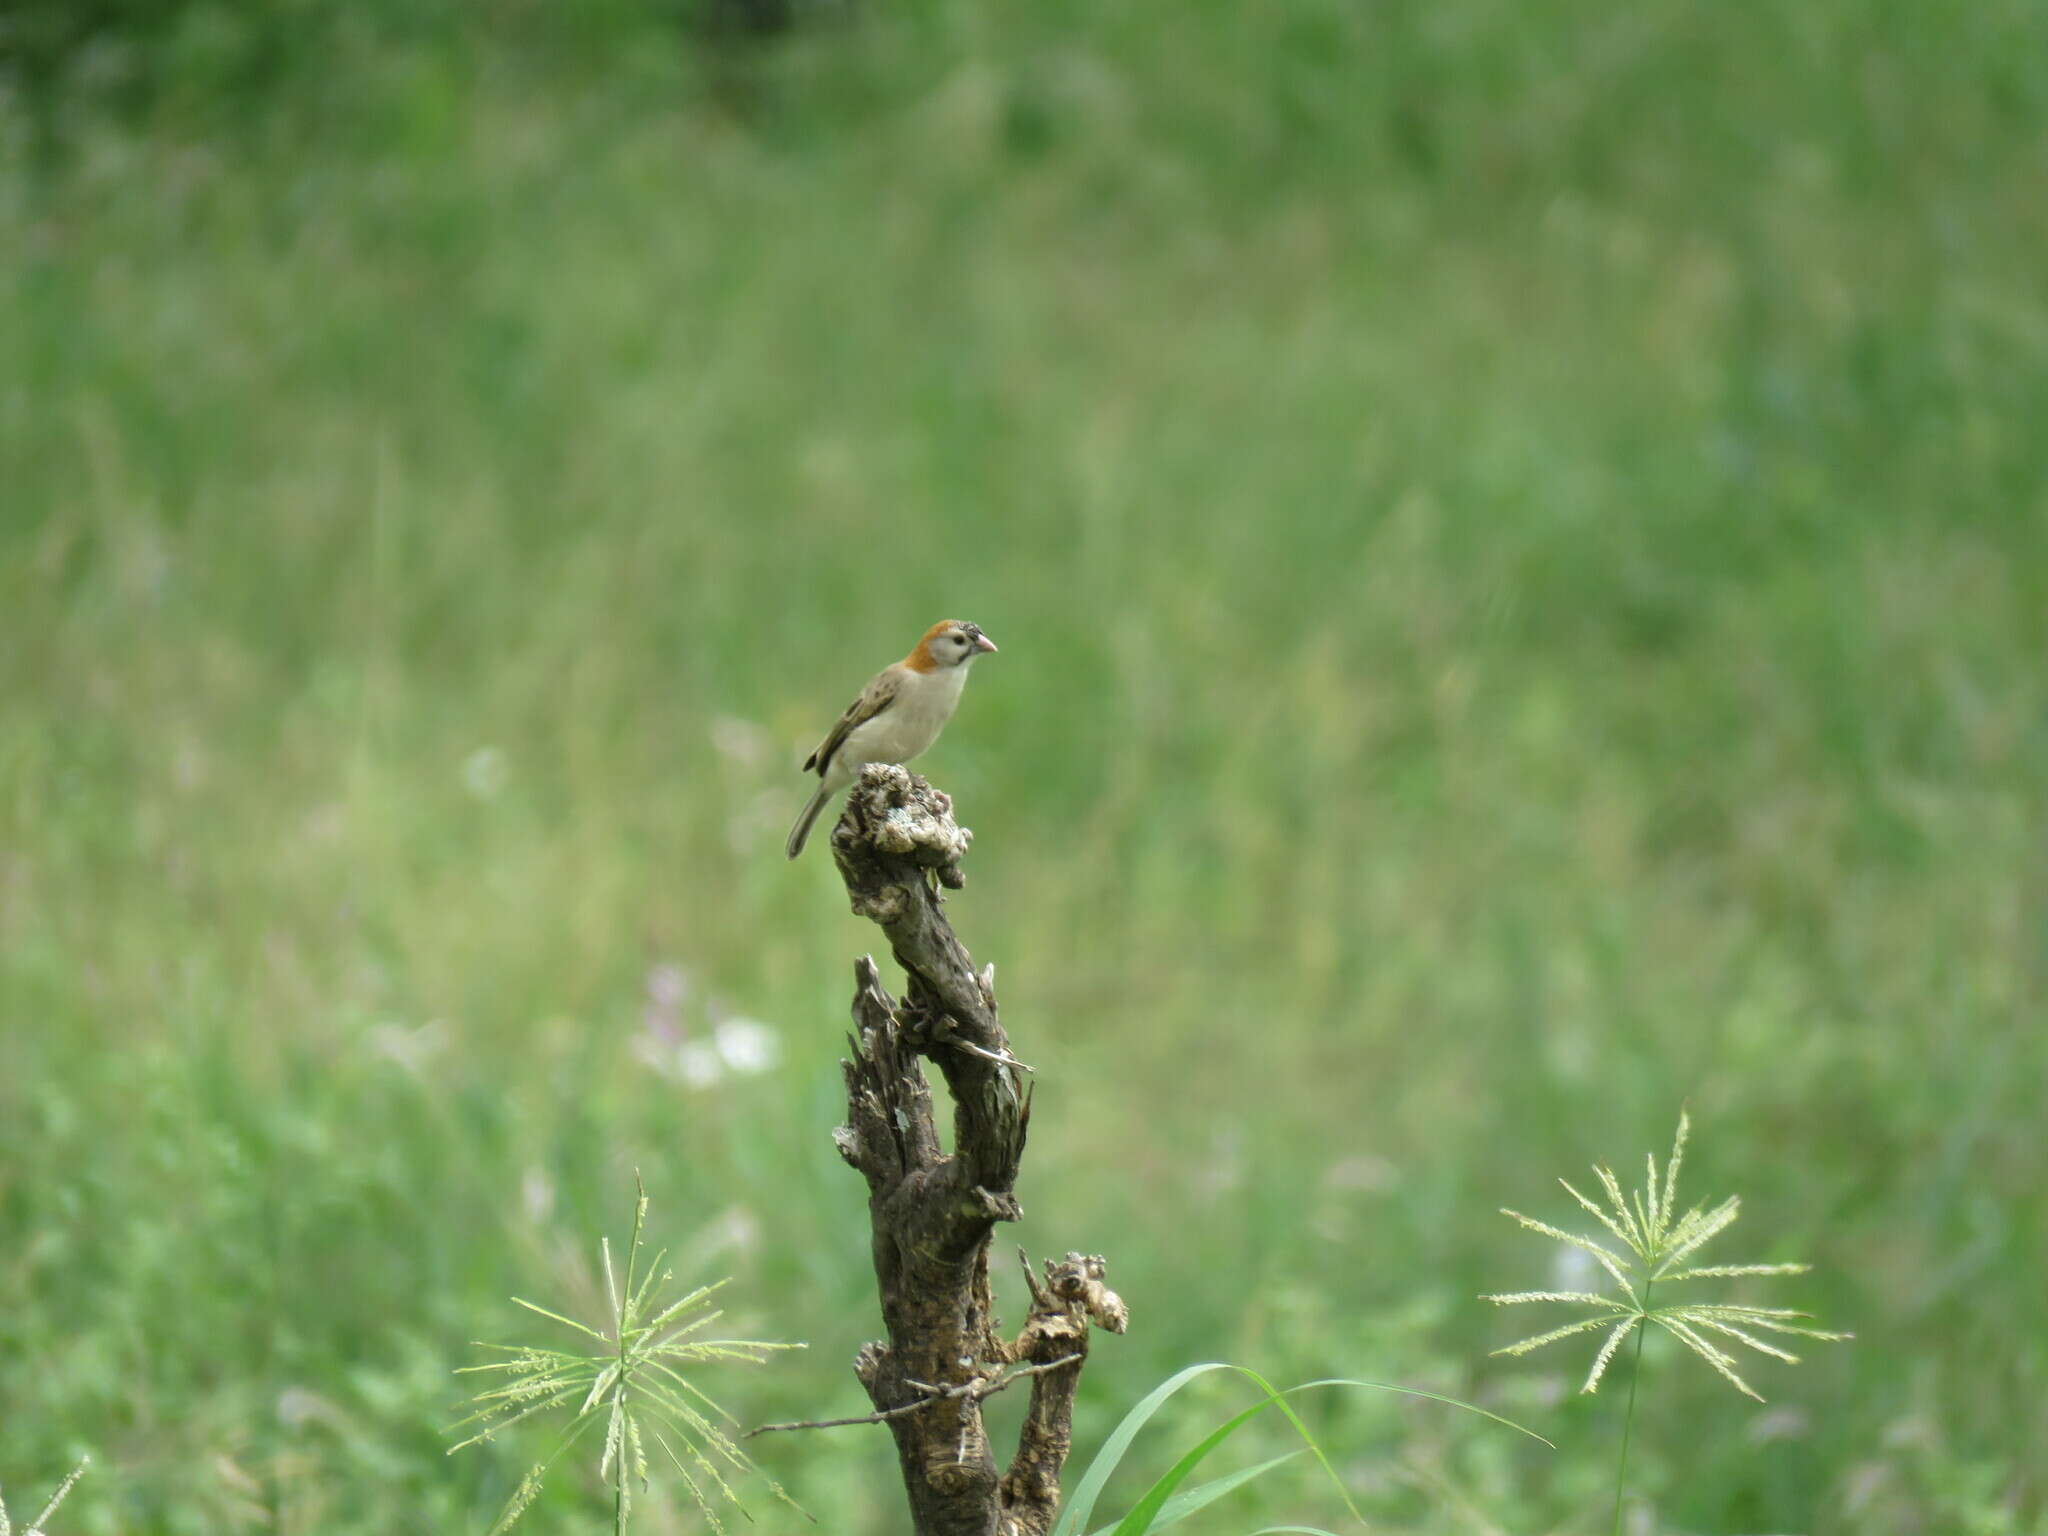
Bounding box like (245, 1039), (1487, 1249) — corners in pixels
(824, 764), (1126, 1536)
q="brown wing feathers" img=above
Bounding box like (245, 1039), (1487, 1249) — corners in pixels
(803, 669), (900, 776)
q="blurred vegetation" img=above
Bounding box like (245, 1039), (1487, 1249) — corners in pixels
(3, 1), (2044, 1531)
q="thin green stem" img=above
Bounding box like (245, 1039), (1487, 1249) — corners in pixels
(1610, 1280), (1651, 1536)
(615, 1317), (631, 1534)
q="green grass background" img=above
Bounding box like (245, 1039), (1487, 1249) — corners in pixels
(3, 1), (2044, 1530)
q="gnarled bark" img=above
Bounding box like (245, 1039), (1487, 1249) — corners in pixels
(825, 765), (1126, 1536)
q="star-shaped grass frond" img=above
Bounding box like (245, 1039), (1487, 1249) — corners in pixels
(450, 1176), (809, 1534)
(1482, 1111), (1850, 1400)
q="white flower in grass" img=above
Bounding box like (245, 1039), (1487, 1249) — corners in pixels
(711, 1019), (781, 1076)
(521, 1167), (556, 1225)
(367, 1019), (450, 1075)
(1483, 1110), (1851, 1400)
(674, 1040), (726, 1089)
(630, 964), (780, 1090)
(709, 716), (772, 769)
(645, 963), (689, 1013)
(462, 746), (509, 799)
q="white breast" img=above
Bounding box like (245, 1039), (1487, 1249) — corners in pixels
(835, 666), (967, 782)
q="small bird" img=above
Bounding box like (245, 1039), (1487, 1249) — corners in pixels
(786, 619), (999, 859)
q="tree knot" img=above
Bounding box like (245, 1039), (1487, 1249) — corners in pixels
(1047, 1253), (1129, 1336)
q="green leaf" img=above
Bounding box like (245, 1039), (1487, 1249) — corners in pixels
(1056, 1368), (1245, 1536)
(1084, 1452), (1301, 1536)
(1052, 1364), (1243, 1536)
(1053, 1366), (1552, 1536)
(1104, 1428), (1304, 1535)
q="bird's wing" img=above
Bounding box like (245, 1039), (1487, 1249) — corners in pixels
(803, 666), (903, 775)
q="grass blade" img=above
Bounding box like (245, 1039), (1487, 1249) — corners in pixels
(1107, 1403), (1309, 1535)
(1052, 1362), (1238, 1536)
(1085, 1452), (1301, 1536)
(1055, 1367), (1552, 1536)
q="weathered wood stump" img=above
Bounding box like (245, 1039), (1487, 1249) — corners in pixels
(826, 765), (1126, 1536)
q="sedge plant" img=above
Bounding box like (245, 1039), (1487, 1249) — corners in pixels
(450, 1177), (805, 1533)
(1484, 1110), (1849, 1535)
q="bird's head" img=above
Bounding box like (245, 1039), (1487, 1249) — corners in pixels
(908, 619), (998, 672)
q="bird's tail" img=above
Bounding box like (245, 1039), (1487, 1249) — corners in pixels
(786, 780), (834, 860)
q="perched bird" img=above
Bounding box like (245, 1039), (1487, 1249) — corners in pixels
(785, 619), (998, 859)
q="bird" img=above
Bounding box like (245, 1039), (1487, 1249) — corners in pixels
(785, 618), (998, 859)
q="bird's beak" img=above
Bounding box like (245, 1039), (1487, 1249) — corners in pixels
(973, 632), (998, 653)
